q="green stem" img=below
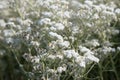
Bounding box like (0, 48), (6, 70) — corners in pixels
(110, 54), (119, 80)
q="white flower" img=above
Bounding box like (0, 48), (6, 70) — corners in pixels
(84, 0), (93, 6)
(115, 8), (120, 14)
(56, 55), (63, 59)
(48, 55), (56, 59)
(38, 18), (51, 25)
(49, 32), (63, 41)
(93, 13), (99, 19)
(102, 46), (116, 54)
(64, 50), (79, 58)
(86, 39), (100, 47)
(64, 11), (70, 18)
(61, 0), (69, 5)
(79, 46), (91, 53)
(84, 52), (99, 63)
(117, 47), (120, 51)
(70, 1), (82, 10)
(50, 5), (59, 10)
(79, 60), (86, 68)
(5, 37), (14, 44)
(0, 19), (6, 27)
(75, 56), (86, 67)
(64, 50), (73, 58)
(57, 41), (70, 48)
(23, 19), (33, 26)
(6, 22), (16, 27)
(30, 41), (40, 46)
(42, 11), (53, 17)
(93, 5), (102, 12)
(57, 66), (66, 73)
(31, 56), (40, 63)
(52, 23), (65, 30)
(3, 29), (15, 37)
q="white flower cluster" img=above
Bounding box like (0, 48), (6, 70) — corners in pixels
(0, 0), (120, 79)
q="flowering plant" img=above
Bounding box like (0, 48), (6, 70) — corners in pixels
(0, 0), (120, 80)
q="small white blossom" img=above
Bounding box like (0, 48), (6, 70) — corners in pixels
(64, 50), (73, 58)
(50, 5), (59, 10)
(42, 11), (53, 17)
(5, 37), (14, 44)
(31, 56), (40, 63)
(115, 8), (120, 14)
(3, 29), (15, 37)
(31, 41), (40, 46)
(52, 23), (65, 30)
(0, 19), (6, 27)
(84, 0), (93, 6)
(57, 66), (66, 73)
(84, 52), (99, 63)
(64, 50), (79, 58)
(75, 56), (86, 67)
(38, 18), (51, 25)
(86, 39), (100, 47)
(57, 41), (70, 48)
(79, 46), (91, 53)
(56, 55), (63, 59)
(49, 32), (63, 41)
(117, 47), (120, 51)
(48, 55), (56, 59)
(64, 11), (70, 18)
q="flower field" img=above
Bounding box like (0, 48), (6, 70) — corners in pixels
(0, 0), (120, 80)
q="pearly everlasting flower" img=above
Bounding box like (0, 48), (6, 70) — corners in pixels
(64, 50), (72, 58)
(38, 18), (51, 25)
(102, 46), (115, 54)
(22, 19), (33, 26)
(86, 39), (100, 47)
(84, 0), (93, 6)
(31, 56), (40, 63)
(93, 5), (102, 12)
(64, 50), (79, 58)
(30, 41), (40, 46)
(49, 32), (63, 41)
(61, 0), (69, 5)
(56, 54), (63, 59)
(57, 66), (66, 73)
(52, 23), (65, 30)
(57, 41), (70, 48)
(115, 8), (120, 14)
(33, 65), (41, 71)
(23, 53), (32, 62)
(48, 55), (56, 59)
(111, 29), (119, 35)
(79, 60), (86, 68)
(0, 19), (6, 27)
(3, 29), (15, 37)
(93, 13), (99, 19)
(117, 47), (120, 51)
(48, 54), (63, 59)
(84, 52), (99, 63)
(42, 11), (53, 17)
(5, 37), (14, 44)
(75, 56), (86, 67)
(63, 11), (70, 18)
(50, 5), (59, 10)
(79, 46), (91, 53)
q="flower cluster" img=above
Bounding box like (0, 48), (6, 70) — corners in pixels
(0, 0), (120, 79)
